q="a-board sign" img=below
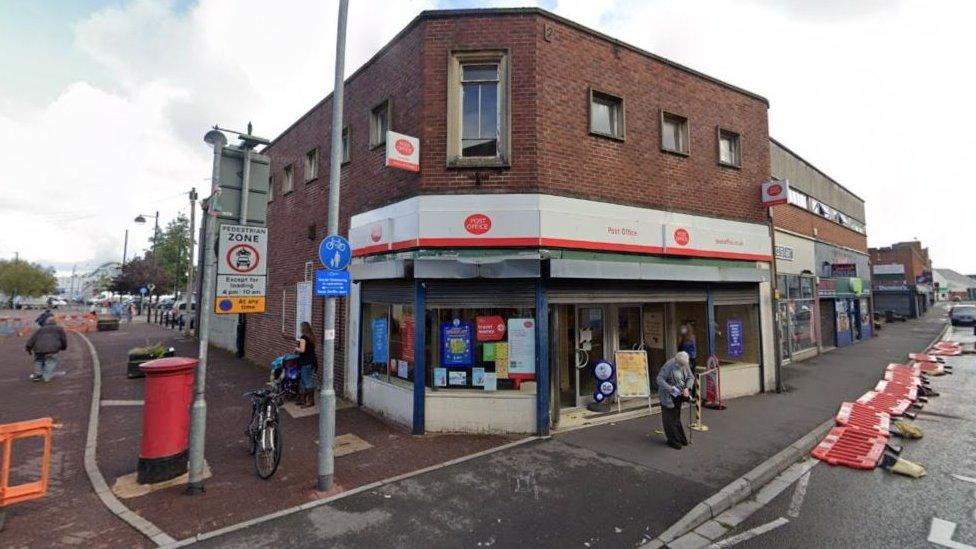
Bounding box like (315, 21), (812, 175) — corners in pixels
(615, 350), (650, 398)
(216, 223), (268, 313)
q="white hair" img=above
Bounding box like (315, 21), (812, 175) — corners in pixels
(675, 351), (690, 367)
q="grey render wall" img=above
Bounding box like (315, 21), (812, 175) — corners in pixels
(209, 312), (238, 353)
(770, 140), (866, 223)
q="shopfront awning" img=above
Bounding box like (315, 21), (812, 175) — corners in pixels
(549, 258), (770, 283)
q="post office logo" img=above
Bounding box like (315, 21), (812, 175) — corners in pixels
(767, 183), (783, 197)
(464, 213), (492, 235)
(370, 224), (383, 243)
(394, 138), (414, 156)
(673, 228), (690, 246)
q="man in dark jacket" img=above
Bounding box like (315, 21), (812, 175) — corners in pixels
(35, 307), (53, 327)
(25, 316), (68, 382)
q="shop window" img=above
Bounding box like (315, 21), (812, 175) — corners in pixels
(788, 300), (816, 355)
(674, 301), (707, 368)
(361, 302), (415, 389)
(283, 164), (294, 194)
(589, 89), (625, 140)
(799, 276), (815, 299)
(447, 50), (511, 167)
(304, 148), (319, 182)
(661, 111), (689, 155)
(341, 126), (351, 164)
(369, 99), (390, 148)
(717, 128), (740, 167)
(787, 188), (808, 209)
(427, 307), (535, 392)
(786, 275), (801, 299)
(714, 304), (760, 365)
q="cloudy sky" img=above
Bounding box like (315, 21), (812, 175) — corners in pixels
(2, 0), (974, 274)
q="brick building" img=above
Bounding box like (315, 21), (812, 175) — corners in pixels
(248, 8), (777, 435)
(769, 139), (872, 361)
(869, 241), (933, 317)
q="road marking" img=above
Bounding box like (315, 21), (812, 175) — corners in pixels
(952, 474), (976, 485)
(929, 517), (976, 549)
(101, 399), (144, 406)
(710, 517), (789, 548)
(787, 470), (811, 518)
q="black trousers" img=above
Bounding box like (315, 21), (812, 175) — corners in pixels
(662, 402), (688, 446)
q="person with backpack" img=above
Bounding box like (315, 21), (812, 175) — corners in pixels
(35, 307), (53, 327)
(26, 316), (68, 382)
(294, 321), (318, 407)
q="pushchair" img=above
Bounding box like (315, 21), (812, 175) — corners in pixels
(270, 354), (302, 402)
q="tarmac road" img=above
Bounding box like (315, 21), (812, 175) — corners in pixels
(715, 322), (976, 548)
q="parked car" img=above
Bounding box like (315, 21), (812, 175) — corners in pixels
(950, 304), (976, 326)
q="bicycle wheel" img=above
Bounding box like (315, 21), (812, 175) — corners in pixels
(246, 403), (259, 455)
(254, 409), (282, 479)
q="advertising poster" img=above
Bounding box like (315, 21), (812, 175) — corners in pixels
(615, 350), (650, 398)
(397, 360), (409, 379)
(507, 318), (536, 375)
(642, 311), (664, 349)
(482, 342), (496, 361)
(476, 315), (506, 341)
(495, 343), (509, 379)
(727, 318), (744, 358)
(372, 317), (389, 364)
(295, 281), (312, 339)
(434, 368), (447, 387)
(472, 368), (486, 386)
(401, 314), (415, 362)
(441, 320), (473, 366)
(449, 371), (468, 386)
(482, 373), (497, 391)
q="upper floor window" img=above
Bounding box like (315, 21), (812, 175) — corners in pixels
(283, 164), (294, 194)
(342, 126), (351, 164)
(661, 111), (689, 155)
(447, 50), (511, 167)
(369, 100), (389, 148)
(305, 148), (319, 182)
(718, 128), (740, 167)
(788, 187), (808, 209)
(589, 89), (624, 140)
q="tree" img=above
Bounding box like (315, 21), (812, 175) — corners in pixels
(0, 259), (57, 305)
(148, 214), (191, 295)
(110, 255), (172, 296)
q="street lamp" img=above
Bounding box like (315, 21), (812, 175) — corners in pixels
(134, 211), (160, 317)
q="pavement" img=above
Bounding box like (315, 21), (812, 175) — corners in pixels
(194, 311), (948, 548)
(708, 319), (976, 548)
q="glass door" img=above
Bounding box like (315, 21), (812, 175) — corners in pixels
(575, 306), (606, 407)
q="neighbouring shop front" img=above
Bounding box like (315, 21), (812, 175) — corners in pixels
(815, 242), (872, 349)
(774, 231), (818, 363)
(347, 193), (776, 435)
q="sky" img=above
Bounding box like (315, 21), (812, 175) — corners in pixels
(1, 0), (974, 275)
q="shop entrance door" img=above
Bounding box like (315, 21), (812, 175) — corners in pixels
(573, 305), (606, 407)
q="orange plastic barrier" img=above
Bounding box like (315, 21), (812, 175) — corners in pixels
(0, 417), (53, 507)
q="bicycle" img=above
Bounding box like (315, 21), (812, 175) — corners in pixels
(244, 381), (283, 479)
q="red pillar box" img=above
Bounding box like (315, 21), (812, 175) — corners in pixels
(137, 357), (198, 484)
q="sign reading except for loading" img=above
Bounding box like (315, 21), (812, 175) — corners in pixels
(216, 224), (268, 314)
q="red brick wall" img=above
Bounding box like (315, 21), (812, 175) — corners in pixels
(870, 244), (929, 282)
(771, 204), (868, 252)
(246, 10), (773, 390)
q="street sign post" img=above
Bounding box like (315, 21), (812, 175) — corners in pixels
(315, 269), (350, 297)
(216, 224), (268, 313)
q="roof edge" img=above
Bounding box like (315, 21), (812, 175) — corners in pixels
(770, 137), (866, 204)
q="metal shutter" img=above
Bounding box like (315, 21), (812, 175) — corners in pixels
(425, 279), (537, 308)
(547, 279), (706, 303)
(712, 285), (760, 305)
(361, 280), (415, 304)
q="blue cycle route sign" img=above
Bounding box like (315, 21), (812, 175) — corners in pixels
(315, 269), (350, 297)
(139, 287), (147, 296)
(319, 235), (351, 271)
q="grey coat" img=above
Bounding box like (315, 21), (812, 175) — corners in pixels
(656, 357), (695, 409)
(26, 324), (67, 355)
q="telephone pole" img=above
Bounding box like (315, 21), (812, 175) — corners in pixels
(184, 188), (198, 336)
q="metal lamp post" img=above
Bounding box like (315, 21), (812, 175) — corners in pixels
(134, 211), (160, 316)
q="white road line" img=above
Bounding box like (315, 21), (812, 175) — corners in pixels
(101, 399), (144, 406)
(710, 517), (789, 548)
(951, 474), (976, 485)
(929, 517), (976, 549)
(786, 470), (811, 518)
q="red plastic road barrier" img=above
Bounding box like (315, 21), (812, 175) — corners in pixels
(857, 390), (913, 416)
(916, 361), (945, 375)
(886, 363), (922, 377)
(933, 341), (961, 349)
(909, 353), (943, 363)
(835, 402), (891, 437)
(874, 379), (919, 401)
(811, 425), (887, 469)
(884, 370), (922, 386)
(928, 347), (962, 356)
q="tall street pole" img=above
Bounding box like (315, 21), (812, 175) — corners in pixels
(122, 229), (129, 265)
(188, 130), (226, 494)
(185, 188), (198, 336)
(318, 0), (348, 492)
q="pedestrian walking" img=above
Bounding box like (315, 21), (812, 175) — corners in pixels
(35, 307), (53, 327)
(295, 321), (318, 407)
(25, 316), (68, 383)
(125, 303), (134, 323)
(678, 322), (698, 369)
(656, 351), (695, 450)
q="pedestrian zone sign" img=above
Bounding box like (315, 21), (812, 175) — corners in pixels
(315, 269), (350, 297)
(319, 235), (351, 271)
(216, 223), (268, 313)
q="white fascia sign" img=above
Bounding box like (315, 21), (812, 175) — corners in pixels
(385, 131), (420, 172)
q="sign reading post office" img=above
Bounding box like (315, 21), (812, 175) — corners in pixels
(215, 224), (268, 314)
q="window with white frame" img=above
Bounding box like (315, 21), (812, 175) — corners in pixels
(305, 148), (319, 182)
(787, 187), (808, 209)
(447, 50), (510, 167)
(661, 111), (689, 154)
(341, 126), (350, 164)
(283, 165), (294, 194)
(589, 89), (624, 139)
(718, 128), (740, 167)
(369, 100), (389, 148)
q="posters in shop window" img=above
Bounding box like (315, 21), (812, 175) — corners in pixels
(615, 350), (651, 398)
(434, 367), (447, 387)
(295, 281), (312, 340)
(643, 310), (664, 349)
(402, 314), (415, 362)
(449, 371), (467, 386)
(727, 318), (744, 358)
(483, 373), (497, 391)
(473, 368), (486, 386)
(372, 317), (389, 364)
(476, 315), (506, 341)
(441, 319), (473, 366)
(495, 343), (509, 379)
(507, 318), (535, 375)
(482, 342), (496, 361)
